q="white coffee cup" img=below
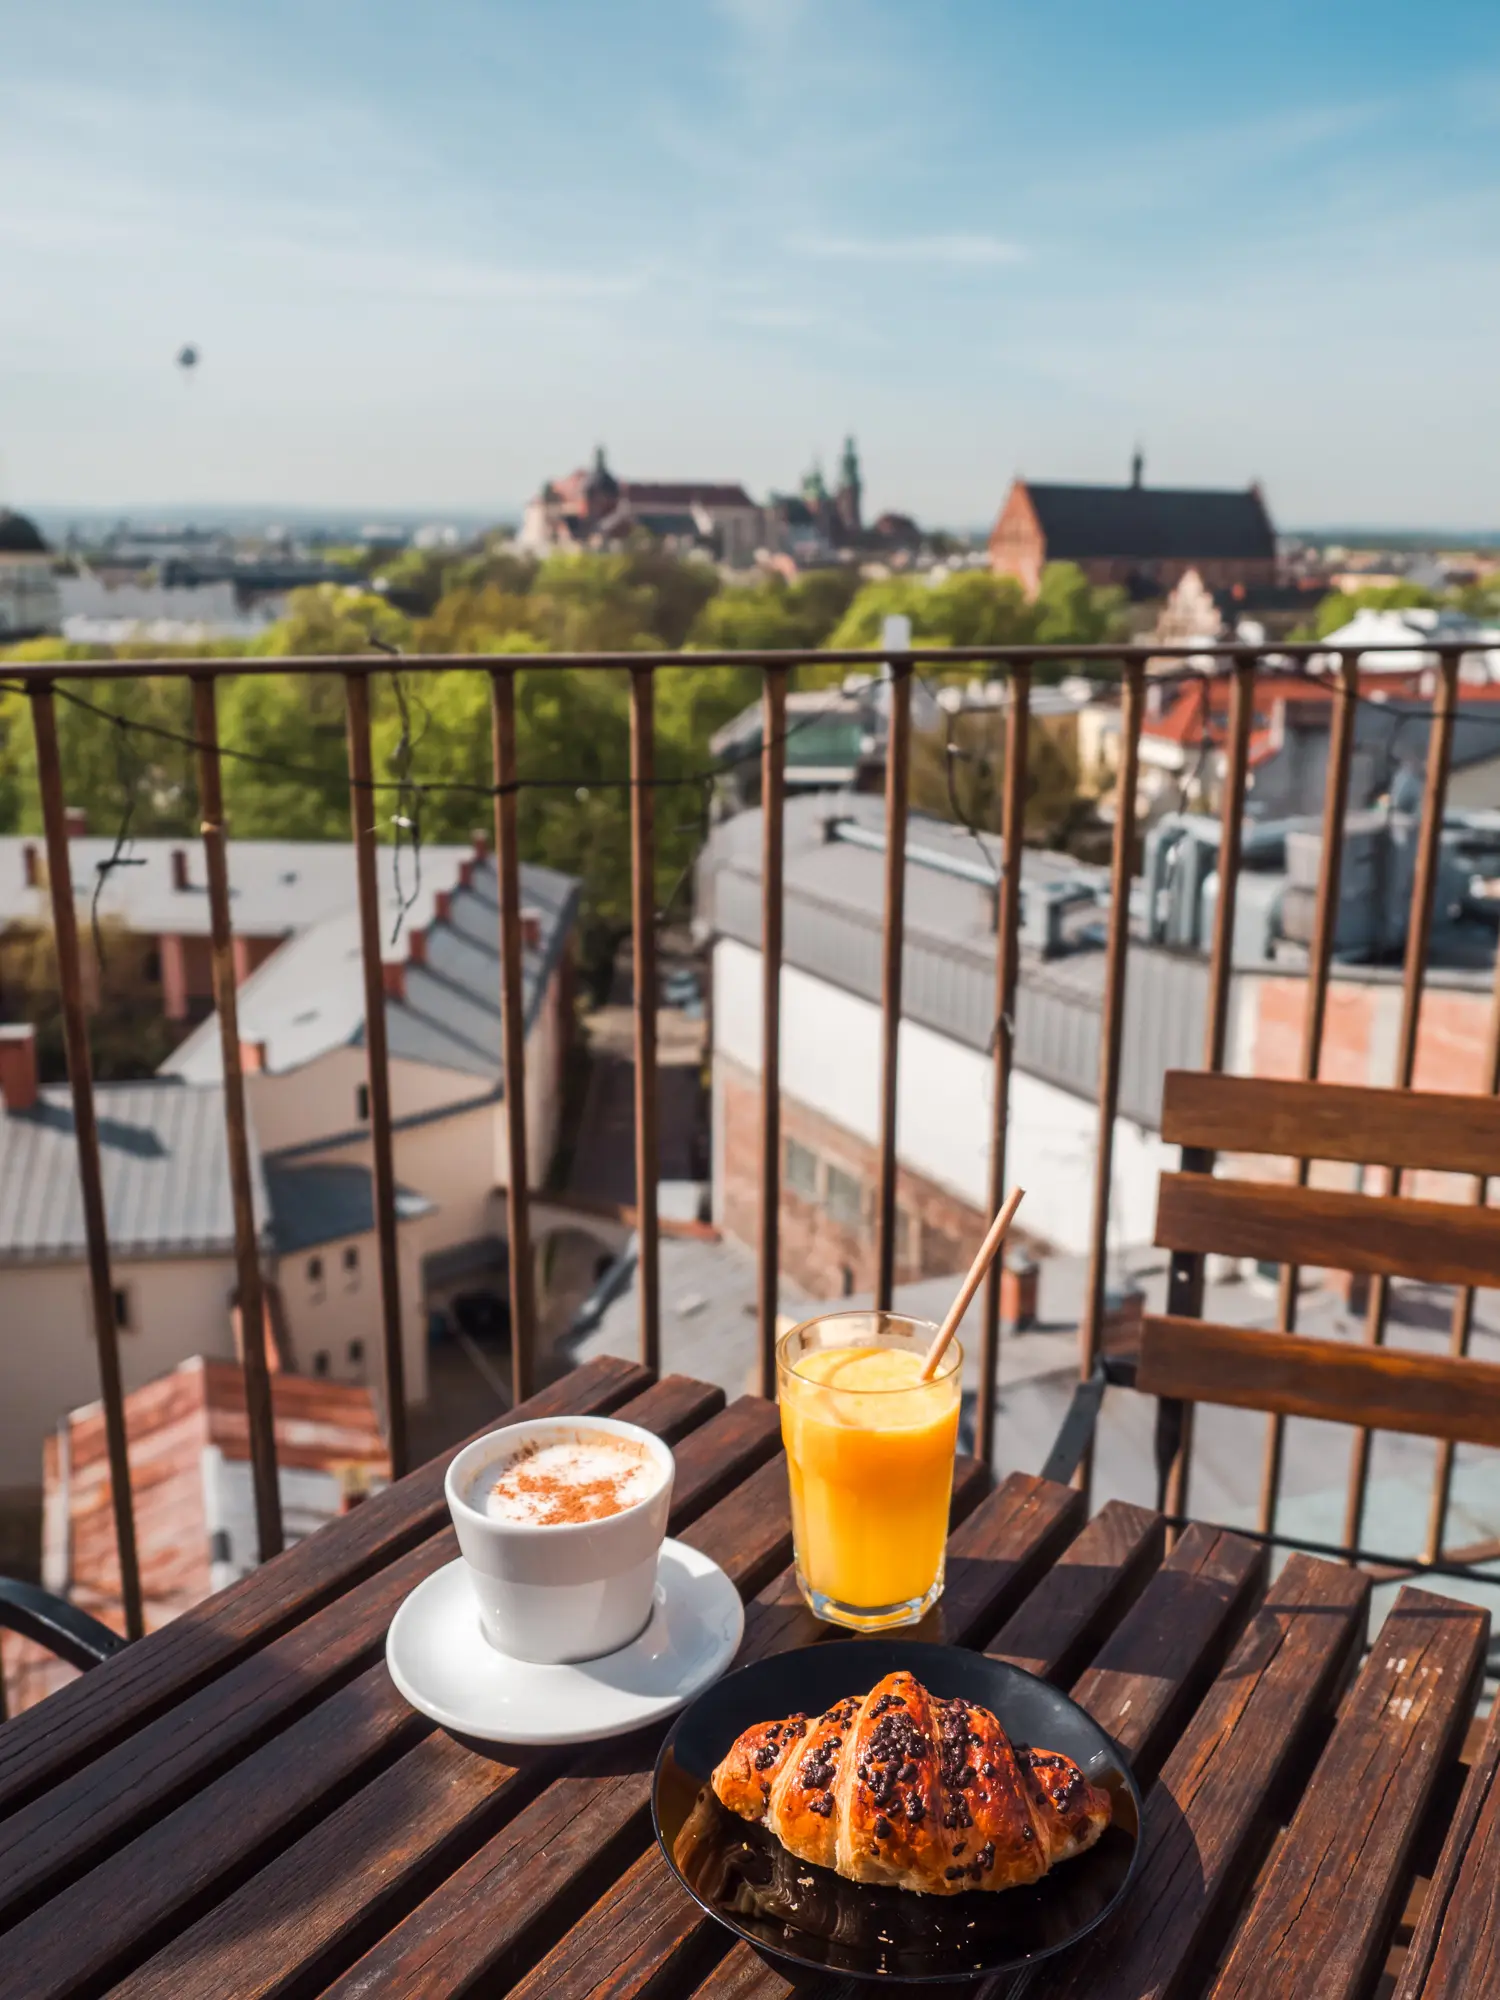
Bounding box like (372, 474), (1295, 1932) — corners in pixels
(445, 1416), (675, 1664)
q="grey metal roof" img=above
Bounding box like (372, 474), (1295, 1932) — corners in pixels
(697, 791), (1209, 1126)
(0, 1079), (259, 1262)
(0, 836), (475, 941)
(263, 1160), (433, 1255)
(165, 856), (579, 1086)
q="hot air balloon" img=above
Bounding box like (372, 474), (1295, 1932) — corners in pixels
(176, 344), (199, 382)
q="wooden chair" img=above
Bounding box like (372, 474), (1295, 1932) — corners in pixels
(1045, 1069), (1500, 1579)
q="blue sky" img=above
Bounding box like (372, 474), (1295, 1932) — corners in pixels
(4, 0), (1500, 528)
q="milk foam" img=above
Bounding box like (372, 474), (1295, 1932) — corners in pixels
(479, 1436), (660, 1525)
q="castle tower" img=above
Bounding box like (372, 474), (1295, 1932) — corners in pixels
(836, 435), (862, 536)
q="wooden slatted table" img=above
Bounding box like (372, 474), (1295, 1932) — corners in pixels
(2, 1355), (1496, 1999)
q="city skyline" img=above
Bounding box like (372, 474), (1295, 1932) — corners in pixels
(4, 0), (1499, 526)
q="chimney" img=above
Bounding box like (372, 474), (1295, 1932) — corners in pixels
(0, 1024), (40, 1113)
(238, 1038), (267, 1074)
(382, 961), (405, 1003)
(471, 828), (492, 860)
(520, 908), (542, 951)
(406, 927), (427, 967)
(433, 889), (451, 925)
(171, 848), (190, 892)
(1131, 448), (1144, 489)
(22, 842), (40, 889)
(64, 807), (88, 839)
(457, 857), (476, 890)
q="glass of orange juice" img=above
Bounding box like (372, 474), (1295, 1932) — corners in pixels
(777, 1311), (962, 1631)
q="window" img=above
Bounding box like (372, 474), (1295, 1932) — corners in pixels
(112, 1287), (132, 1332)
(348, 1339), (365, 1365)
(895, 1208), (917, 1266)
(308, 1256), (323, 1284)
(313, 1351), (330, 1377)
(826, 1164), (863, 1229)
(784, 1137), (819, 1200)
(343, 1245), (359, 1273)
(356, 1083), (370, 1122)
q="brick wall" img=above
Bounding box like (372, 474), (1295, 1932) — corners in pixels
(1232, 970), (1497, 1205)
(717, 1054), (990, 1296)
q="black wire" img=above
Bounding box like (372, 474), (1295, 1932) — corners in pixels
(4, 654), (1492, 820)
(90, 713), (147, 973)
(0, 664), (857, 805)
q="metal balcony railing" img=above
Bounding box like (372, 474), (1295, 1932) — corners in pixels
(6, 639), (1487, 1640)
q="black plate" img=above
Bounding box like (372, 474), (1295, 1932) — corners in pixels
(653, 1641), (1142, 1985)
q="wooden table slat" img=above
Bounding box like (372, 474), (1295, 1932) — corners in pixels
(507, 1842), (732, 2000)
(1069, 1522), (1267, 1783)
(1393, 1693), (1500, 2000)
(986, 1498), (1163, 1684)
(315, 1464), (1010, 2000)
(0, 1353), (649, 1822)
(0, 1380), (749, 2000)
(1023, 1552), (1371, 2000)
(1210, 1586), (1490, 2000)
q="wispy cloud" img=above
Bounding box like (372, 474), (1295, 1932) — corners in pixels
(724, 303), (826, 330)
(789, 231), (1025, 267)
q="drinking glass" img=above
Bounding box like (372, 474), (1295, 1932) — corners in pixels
(777, 1311), (962, 1631)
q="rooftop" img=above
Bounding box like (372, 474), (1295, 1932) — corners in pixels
(261, 1160), (435, 1255)
(0, 835), (475, 942)
(164, 851), (579, 1084)
(1019, 478), (1275, 563)
(0, 1078), (256, 1262)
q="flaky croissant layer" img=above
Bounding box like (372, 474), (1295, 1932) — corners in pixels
(711, 1669), (1111, 1896)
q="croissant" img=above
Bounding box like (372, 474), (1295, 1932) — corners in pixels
(711, 1670), (1110, 1896)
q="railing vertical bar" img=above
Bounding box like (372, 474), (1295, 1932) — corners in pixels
(629, 667), (660, 1376)
(1424, 944), (1500, 1563)
(757, 665), (788, 1398)
(191, 676), (282, 1561)
(1342, 649), (1460, 1553)
(978, 663), (1029, 1470)
(1259, 651), (1361, 1534)
(490, 666), (537, 1408)
(1079, 657), (1145, 1502)
(874, 659), (912, 1311)
(29, 684), (144, 1640)
(1159, 657), (1256, 1525)
(343, 672), (409, 1479)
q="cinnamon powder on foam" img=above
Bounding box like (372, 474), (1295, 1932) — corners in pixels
(484, 1439), (656, 1525)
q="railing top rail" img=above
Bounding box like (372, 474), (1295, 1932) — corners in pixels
(0, 639), (1482, 682)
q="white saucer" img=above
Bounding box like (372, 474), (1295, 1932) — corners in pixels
(385, 1539), (744, 1746)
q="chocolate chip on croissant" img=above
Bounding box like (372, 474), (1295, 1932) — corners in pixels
(711, 1670), (1111, 1895)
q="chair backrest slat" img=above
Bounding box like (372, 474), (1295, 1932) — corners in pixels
(1155, 1172), (1500, 1292)
(1160, 1070), (1500, 1176)
(1139, 1315), (1500, 1450)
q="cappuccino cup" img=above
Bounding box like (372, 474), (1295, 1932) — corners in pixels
(445, 1416), (675, 1664)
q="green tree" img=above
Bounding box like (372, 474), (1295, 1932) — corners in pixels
(414, 586), (538, 653)
(526, 554), (663, 653)
(217, 672), (352, 838)
(1294, 582), (1440, 641)
(1, 918), (177, 1080)
(616, 547), (720, 649)
(1032, 562), (1127, 646)
(251, 582), (412, 658)
(2, 667), (201, 840)
(688, 582), (808, 654)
